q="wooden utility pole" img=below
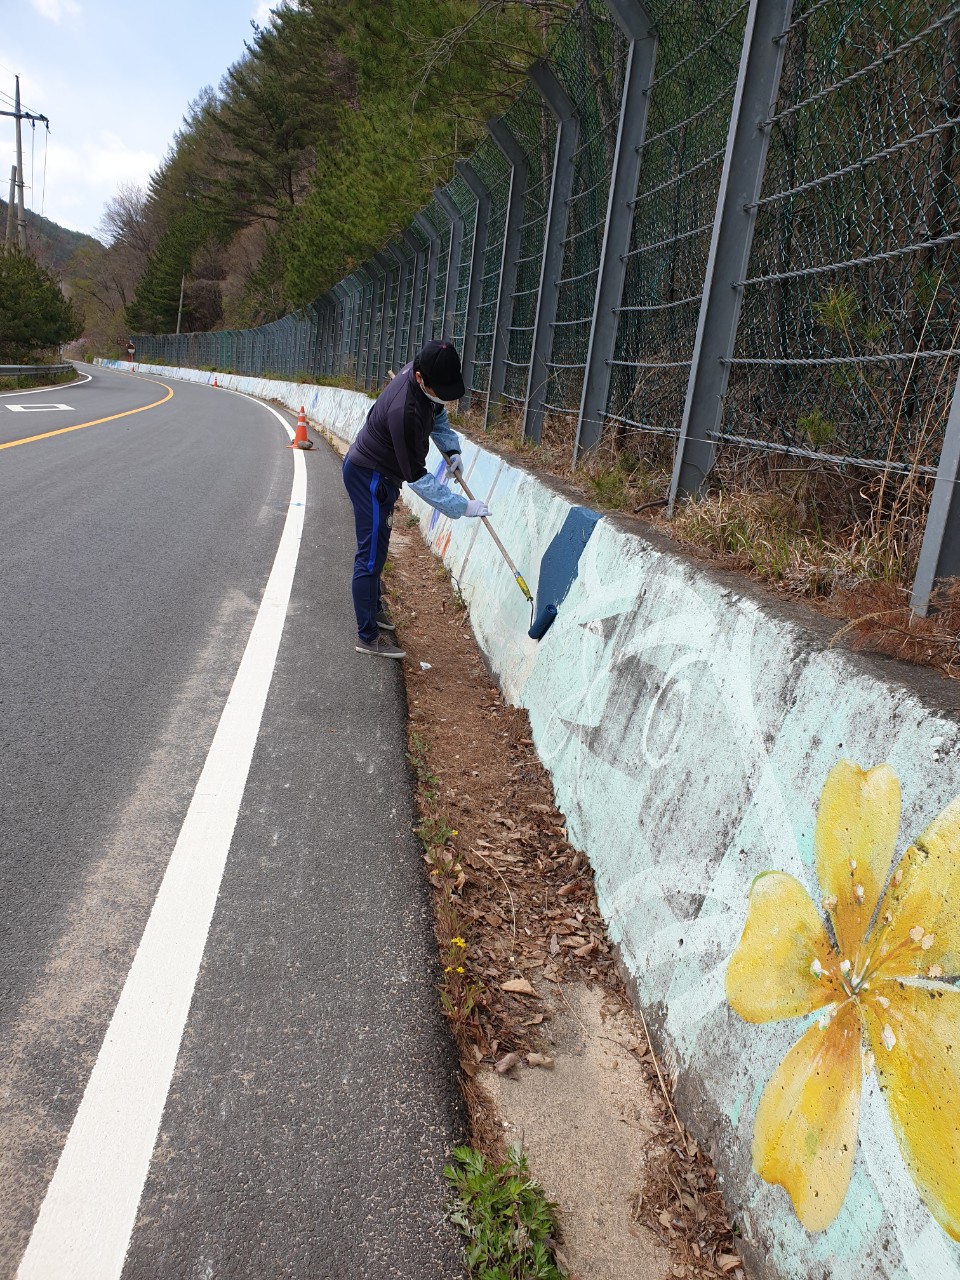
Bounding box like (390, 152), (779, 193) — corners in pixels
(0, 76), (50, 253)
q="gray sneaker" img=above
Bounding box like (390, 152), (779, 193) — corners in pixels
(376, 609), (396, 632)
(355, 634), (406, 660)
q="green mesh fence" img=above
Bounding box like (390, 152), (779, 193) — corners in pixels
(726, 0), (960, 471)
(501, 86), (558, 405)
(392, 240), (416, 366)
(132, 0), (960, 491)
(606, 0), (749, 441)
(424, 201), (452, 343)
(448, 173), (477, 352)
(469, 139), (512, 397)
(544, 0), (629, 418)
(407, 222), (431, 356)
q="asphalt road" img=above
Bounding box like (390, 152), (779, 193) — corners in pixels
(0, 364), (464, 1278)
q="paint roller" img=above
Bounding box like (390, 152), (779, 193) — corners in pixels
(441, 453), (558, 639)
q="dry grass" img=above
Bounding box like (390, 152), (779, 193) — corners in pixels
(465, 401), (674, 513)
(831, 579), (960, 676)
(455, 394), (960, 678)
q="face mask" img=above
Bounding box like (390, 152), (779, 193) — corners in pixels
(416, 373), (446, 405)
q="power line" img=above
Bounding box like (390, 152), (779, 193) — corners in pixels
(0, 75), (50, 252)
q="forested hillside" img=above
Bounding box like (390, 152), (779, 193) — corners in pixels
(79, 0), (572, 349)
(0, 200), (102, 277)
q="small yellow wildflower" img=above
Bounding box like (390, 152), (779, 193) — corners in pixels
(452, 937), (467, 949)
(455, 966), (465, 974)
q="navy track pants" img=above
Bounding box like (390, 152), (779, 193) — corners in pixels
(342, 456), (400, 642)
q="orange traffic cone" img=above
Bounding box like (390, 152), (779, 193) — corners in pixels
(212, 376), (218, 388)
(287, 406), (314, 450)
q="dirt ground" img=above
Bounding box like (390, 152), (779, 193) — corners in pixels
(385, 510), (747, 1280)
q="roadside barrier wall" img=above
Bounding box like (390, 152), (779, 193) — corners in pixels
(102, 361), (960, 1280)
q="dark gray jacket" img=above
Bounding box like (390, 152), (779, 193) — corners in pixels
(346, 363), (460, 485)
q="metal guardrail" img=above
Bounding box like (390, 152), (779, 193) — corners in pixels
(0, 364), (74, 379)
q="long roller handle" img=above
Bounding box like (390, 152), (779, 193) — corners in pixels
(441, 453), (533, 605)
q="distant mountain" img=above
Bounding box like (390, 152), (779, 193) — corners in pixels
(0, 200), (103, 274)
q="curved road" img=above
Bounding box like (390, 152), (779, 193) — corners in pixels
(0, 363), (463, 1278)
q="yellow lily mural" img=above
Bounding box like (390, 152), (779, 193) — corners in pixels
(726, 761), (960, 1238)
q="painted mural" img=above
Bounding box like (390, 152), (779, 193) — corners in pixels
(726, 761), (960, 1240)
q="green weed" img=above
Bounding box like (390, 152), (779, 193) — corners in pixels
(796, 407), (836, 448)
(416, 814), (456, 850)
(406, 731), (439, 802)
(445, 1145), (565, 1280)
(584, 466), (629, 509)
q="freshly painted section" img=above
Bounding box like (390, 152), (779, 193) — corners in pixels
(530, 506), (603, 638)
(19, 395), (306, 1280)
(102, 363), (960, 1280)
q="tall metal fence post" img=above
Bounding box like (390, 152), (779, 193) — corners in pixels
(350, 274), (367, 379)
(669, 0), (793, 506)
(353, 268), (373, 390)
(912, 369), (960, 614)
(340, 280), (357, 375)
(329, 286), (341, 374)
(373, 252), (395, 386)
(333, 288), (347, 375)
(455, 160), (491, 401)
(413, 211), (440, 343)
(304, 304), (319, 376)
(387, 244), (410, 372)
(332, 283), (348, 375)
(402, 229), (425, 362)
(322, 297), (335, 376)
(434, 189), (464, 339)
(575, 0), (657, 458)
(523, 60), (580, 445)
(485, 118), (529, 428)
(298, 311), (308, 375)
(320, 303), (330, 373)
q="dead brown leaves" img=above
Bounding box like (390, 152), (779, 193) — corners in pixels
(392, 523), (621, 1069)
(388, 515), (741, 1273)
(631, 1107), (745, 1280)
(832, 578), (960, 677)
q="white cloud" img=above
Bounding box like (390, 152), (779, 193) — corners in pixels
(252, 2), (278, 26)
(38, 133), (160, 235)
(29, 0), (81, 23)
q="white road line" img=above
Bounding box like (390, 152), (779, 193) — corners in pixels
(18, 400), (305, 1280)
(7, 403), (74, 412)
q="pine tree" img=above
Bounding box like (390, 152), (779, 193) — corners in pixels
(0, 250), (82, 362)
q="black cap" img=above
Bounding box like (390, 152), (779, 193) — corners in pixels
(415, 339), (465, 401)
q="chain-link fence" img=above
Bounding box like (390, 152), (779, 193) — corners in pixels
(133, 0), (960, 604)
(726, 2), (960, 474)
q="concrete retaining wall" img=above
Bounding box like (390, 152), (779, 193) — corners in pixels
(102, 361), (960, 1279)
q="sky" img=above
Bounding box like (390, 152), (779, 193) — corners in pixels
(0, 0), (276, 242)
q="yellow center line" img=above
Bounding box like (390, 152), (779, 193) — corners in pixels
(0, 378), (174, 451)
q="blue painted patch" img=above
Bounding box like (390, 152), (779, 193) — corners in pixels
(533, 506), (603, 625)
